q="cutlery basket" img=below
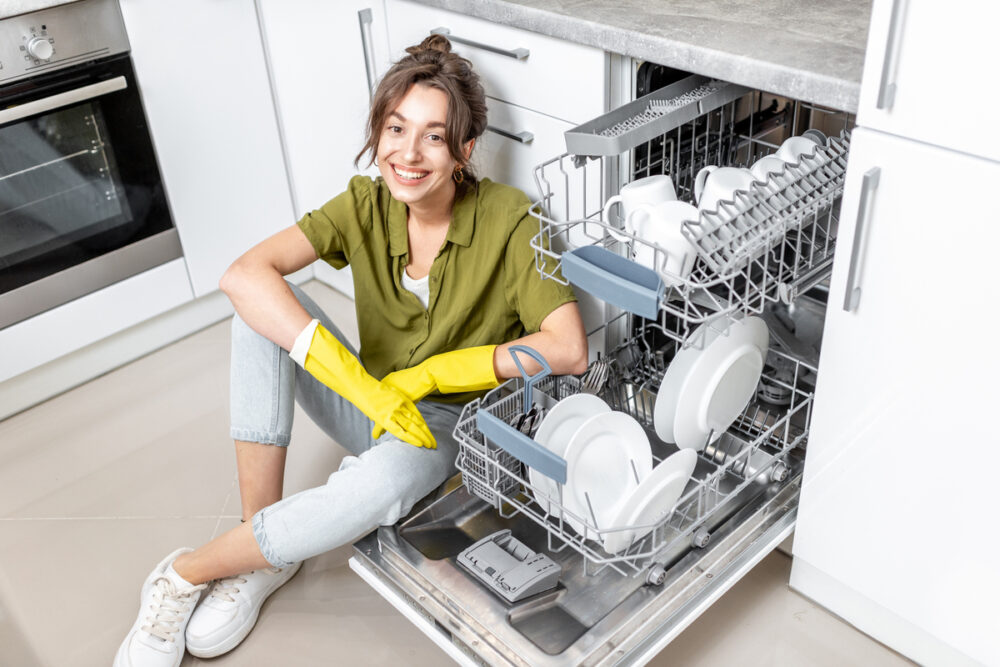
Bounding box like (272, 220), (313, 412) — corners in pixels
(453, 345), (817, 578)
(530, 81), (852, 345)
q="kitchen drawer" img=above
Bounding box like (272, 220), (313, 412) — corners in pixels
(385, 0), (605, 125)
(856, 0), (1000, 162)
(476, 98), (574, 200)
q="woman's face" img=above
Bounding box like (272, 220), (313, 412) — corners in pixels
(376, 84), (469, 211)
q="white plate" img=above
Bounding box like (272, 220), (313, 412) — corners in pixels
(673, 316), (769, 450)
(529, 394), (612, 514)
(602, 449), (698, 555)
(562, 412), (653, 537)
(653, 316), (732, 443)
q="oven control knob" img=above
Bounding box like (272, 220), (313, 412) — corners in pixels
(27, 37), (54, 61)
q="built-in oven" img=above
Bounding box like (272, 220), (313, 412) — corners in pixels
(0, 0), (181, 329)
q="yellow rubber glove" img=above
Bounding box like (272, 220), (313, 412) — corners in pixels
(299, 324), (436, 449)
(373, 345), (499, 440)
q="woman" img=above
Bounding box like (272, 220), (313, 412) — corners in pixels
(114, 35), (586, 667)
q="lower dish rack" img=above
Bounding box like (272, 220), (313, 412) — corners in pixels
(452, 343), (816, 579)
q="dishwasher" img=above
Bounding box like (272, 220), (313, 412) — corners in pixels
(350, 66), (854, 666)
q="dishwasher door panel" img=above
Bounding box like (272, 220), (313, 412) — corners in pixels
(351, 454), (801, 666)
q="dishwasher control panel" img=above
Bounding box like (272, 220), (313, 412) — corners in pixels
(458, 530), (560, 603)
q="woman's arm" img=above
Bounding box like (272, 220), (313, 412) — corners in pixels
(493, 301), (589, 379)
(218, 224), (320, 351)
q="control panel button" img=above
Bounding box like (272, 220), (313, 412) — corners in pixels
(26, 37), (54, 61)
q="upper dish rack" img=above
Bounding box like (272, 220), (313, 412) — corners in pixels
(529, 75), (851, 344)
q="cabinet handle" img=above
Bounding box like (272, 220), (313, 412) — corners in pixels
(875, 0), (906, 109)
(430, 27), (529, 60)
(487, 125), (533, 144)
(358, 8), (377, 102)
(843, 167), (881, 312)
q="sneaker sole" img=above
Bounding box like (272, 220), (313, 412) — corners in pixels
(186, 562), (301, 658)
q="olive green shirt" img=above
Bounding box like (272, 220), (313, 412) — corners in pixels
(297, 175), (577, 404)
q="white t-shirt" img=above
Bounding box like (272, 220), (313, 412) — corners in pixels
(401, 270), (430, 309)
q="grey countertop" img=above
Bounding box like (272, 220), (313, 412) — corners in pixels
(3, 0), (869, 111)
(0, 0), (80, 20)
(412, 0), (870, 112)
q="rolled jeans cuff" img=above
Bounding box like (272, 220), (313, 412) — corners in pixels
(230, 428), (291, 447)
(252, 509), (294, 568)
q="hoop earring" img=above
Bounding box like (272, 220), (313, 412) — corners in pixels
(453, 166), (464, 184)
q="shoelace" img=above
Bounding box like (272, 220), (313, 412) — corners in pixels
(208, 567), (282, 604)
(140, 576), (207, 642)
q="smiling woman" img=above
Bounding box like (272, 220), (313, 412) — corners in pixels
(114, 34), (587, 667)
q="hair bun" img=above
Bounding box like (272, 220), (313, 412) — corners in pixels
(405, 33), (452, 56)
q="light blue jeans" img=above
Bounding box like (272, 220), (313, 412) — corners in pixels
(229, 283), (463, 568)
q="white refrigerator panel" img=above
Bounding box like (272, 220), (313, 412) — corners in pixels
(792, 126), (1000, 667)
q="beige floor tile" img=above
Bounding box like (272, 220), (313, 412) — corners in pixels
(0, 517), (219, 667)
(650, 552), (914, 667)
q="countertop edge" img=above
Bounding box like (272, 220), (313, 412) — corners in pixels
(409, 0), (861, 113)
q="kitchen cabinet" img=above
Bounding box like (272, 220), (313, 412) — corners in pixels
(118, 0), (296, 297)
(791, 127), (1000, 667)
(257, 0), (394, 299)
(385, 0), (605, 127)
(856, 0), (1000, 162)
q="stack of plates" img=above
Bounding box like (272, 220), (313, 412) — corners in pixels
(654, 315), (770, 450)
(528, 395), (698, 554)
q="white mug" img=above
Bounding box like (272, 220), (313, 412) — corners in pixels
(776, 135), (820, 164)
(602, 174), (677, 239)
(627, 200), (700, 285)
(694, 166), (756, 213)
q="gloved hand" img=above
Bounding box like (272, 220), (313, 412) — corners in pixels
(291, 320), (436, 449)
(373, 345), (500, 440)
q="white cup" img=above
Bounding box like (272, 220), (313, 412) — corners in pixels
(627, 200), (700, 285)
(694, 166), (756, 213)
(749, 155), (787, 183)
(602, 175), (677, 239)
(776, 135), (820, 164)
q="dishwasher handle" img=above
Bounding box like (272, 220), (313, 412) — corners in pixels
(476, 409), (568, 485)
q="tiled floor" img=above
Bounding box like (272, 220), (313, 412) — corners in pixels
(0, 281), (914, 667)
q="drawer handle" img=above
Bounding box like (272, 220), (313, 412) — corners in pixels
(876, 0), (906, 110)
(430, 27), (529, 60)
(486, 125), (533, 144)
(843, 167), (881, 312)
(358, 9), (378, 103)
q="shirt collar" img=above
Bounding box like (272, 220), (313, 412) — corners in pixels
(387, 181), (477, 257)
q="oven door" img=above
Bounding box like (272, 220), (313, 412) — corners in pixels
(0, 53), (181, 329)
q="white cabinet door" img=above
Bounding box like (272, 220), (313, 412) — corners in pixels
(258, 0), (392, 299)
(857, 0), (1000, 162)
(385, 0), (605, 125)
(119, 0), (296, 297)
(792, 127), (1000, 667)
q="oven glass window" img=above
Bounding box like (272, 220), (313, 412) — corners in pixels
(0, 54), (174, 304)
(1, 102), (137, 279)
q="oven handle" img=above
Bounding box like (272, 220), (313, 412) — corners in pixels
(0, 75), (127, 125)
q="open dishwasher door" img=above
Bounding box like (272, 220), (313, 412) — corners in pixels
(350, 463), (800, 666)
(351, 71), (851, 666)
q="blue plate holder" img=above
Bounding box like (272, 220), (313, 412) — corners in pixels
(476, 346), (568, 485)
(559, 245), (666, 321)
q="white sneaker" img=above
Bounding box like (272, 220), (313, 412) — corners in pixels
(114, 548), (207, 667)
(185, 561), (301, 658)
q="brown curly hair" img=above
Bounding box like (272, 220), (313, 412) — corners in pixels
(355, 34), (488, 182)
